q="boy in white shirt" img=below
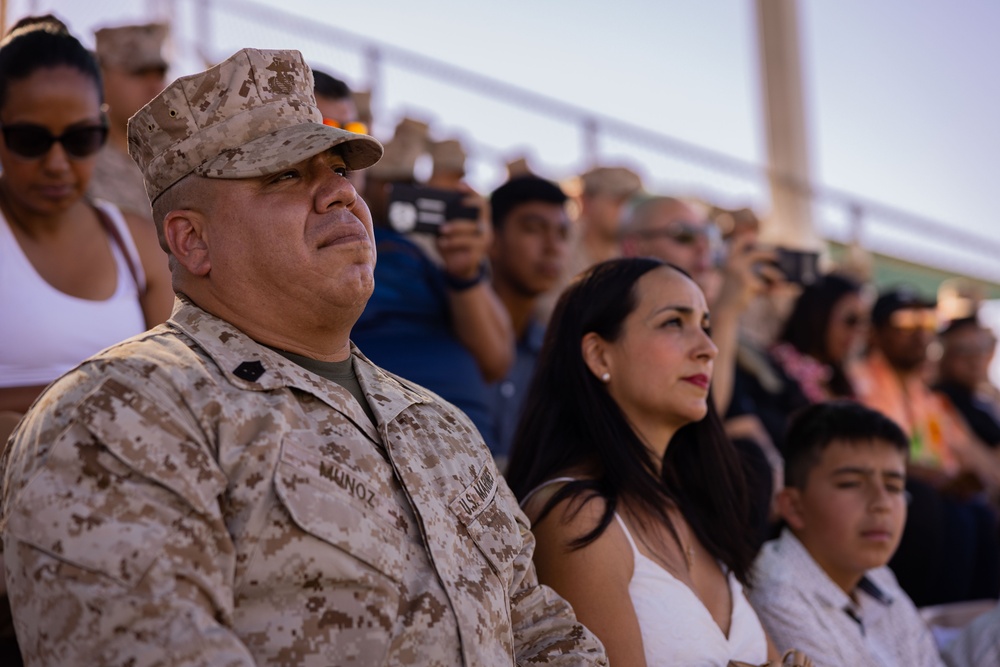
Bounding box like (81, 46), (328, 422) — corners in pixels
(748, 401), (944, 666)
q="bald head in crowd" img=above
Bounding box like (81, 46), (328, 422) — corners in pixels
(620, 196), (719, 292)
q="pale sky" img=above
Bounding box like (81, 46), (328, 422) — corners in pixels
(10, 0), (1000, 276)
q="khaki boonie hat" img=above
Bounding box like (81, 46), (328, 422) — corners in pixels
(580, 166), (643, 198)
(128, 48), (383, 203)
(430, 139), (466, 176)
(95, 23), (169, 72)
(367, 117), (428, 182)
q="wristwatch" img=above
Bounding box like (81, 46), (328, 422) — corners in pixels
(443, 262), (488, 292)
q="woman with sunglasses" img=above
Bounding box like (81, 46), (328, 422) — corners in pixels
(0, 17), (171, 440)
(506, 258), (781, 665)
(728, 273), (867, 453)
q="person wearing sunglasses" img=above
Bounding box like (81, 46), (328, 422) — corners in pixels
(313, 68), (370, 195)
(0, 17), (172, 441)
(89, 23), (170, 220)
(729, 273), (868, 453)
(620, 196), (721, 292)
(851, 287), (1000, 609)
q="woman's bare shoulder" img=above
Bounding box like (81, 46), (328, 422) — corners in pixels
(524, 472), (608, 534)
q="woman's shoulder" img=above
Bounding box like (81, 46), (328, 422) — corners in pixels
(522, 471), (608, 531)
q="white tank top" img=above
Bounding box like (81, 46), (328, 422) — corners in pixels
(0, 200), (147, 388)
(523, 478), (769, 666)
(614, 514), (768, 666)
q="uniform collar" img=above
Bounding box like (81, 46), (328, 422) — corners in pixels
(168, 295), (431, 431)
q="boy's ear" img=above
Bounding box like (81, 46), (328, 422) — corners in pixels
(776, 487), (807, 531)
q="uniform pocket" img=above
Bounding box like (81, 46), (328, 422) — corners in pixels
(273, 436), (412, 582)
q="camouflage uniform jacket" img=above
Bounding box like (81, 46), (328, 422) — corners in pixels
(1, 296), (607, 667)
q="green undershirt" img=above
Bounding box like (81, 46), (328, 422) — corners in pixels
(267, 347), (377, 426)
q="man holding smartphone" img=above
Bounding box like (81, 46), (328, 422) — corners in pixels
(352, 122), (514, 449)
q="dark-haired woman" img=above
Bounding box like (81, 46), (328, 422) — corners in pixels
(506, 258), (776, 665)
(0, 17), (172, 442)
(727, 273), (866, 452)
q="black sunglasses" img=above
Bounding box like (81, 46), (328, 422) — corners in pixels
(0, 122), (108, 160)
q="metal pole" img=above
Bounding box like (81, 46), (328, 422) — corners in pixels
(364, 46), (382, 133)
(754, 0), (818, 248)
(582, 117), (599, 168)
(195, 0), (213, 68)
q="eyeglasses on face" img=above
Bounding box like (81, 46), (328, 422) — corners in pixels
(0, 122), (108, 160)
(323, 118), (369, 135)
(633, 221), (720, 246)
(888, 308), (938, 332)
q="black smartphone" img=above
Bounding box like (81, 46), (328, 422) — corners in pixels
(386, 183), (480, 234)
(774, 247), (820, 286)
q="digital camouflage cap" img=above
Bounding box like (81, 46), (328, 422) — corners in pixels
(128, 48), (383, 203)
(95, 23), (169, 72)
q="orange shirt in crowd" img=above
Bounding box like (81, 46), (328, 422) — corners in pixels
(851, 350), (965, 475)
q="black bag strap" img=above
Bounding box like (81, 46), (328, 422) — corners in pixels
(94, 204), (147, 297)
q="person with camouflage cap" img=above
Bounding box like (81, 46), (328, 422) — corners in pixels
(0, 48), (607, 666)
(89, 22), (170, 219)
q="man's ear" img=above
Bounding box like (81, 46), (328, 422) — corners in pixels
(581, 332), (611, 381)
(776, 487), (807, 531)
(163, 210), (211, 277)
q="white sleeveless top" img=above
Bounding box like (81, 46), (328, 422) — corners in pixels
(0, 200), (147, 388)
(523, 478), (769, 666)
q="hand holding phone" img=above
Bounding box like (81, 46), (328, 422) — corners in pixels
(772, 248), (820, 286)
(386, 183), (481, 235)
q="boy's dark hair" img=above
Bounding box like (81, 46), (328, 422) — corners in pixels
(489, 175), (567, 231)
(312, 68), (351, 100)
(783, 400), (909, 488)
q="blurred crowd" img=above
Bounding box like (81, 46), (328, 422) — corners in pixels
(1, 14), (999, 667)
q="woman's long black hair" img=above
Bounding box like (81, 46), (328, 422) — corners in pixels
(777, 273), (862, 398)
(505, 257), (757, 584)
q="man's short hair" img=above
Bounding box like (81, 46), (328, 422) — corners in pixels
(579, 166), (642, 198)
(490, 175), (567, 230)
(620, 195), (687, 235)
(783, 401), (909, 489)
(871, 286), (937, 329)
(312, 68), (351, 100)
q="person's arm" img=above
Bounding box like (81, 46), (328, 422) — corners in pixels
(524, 491), (641, 666)
(125, 211), (174, 328)
(710, 232), (777, 413)
(496, 482), (609, 665)
(436, 201), (515, 382)
(1, 374), (255, 666)
(938, 397), (1000, 490)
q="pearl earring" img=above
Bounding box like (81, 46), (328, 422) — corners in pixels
(601, 372), (610, 383)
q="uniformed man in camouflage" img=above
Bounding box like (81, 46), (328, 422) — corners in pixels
(0, 48), (607, 666)
(89, 22), (170, 219)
